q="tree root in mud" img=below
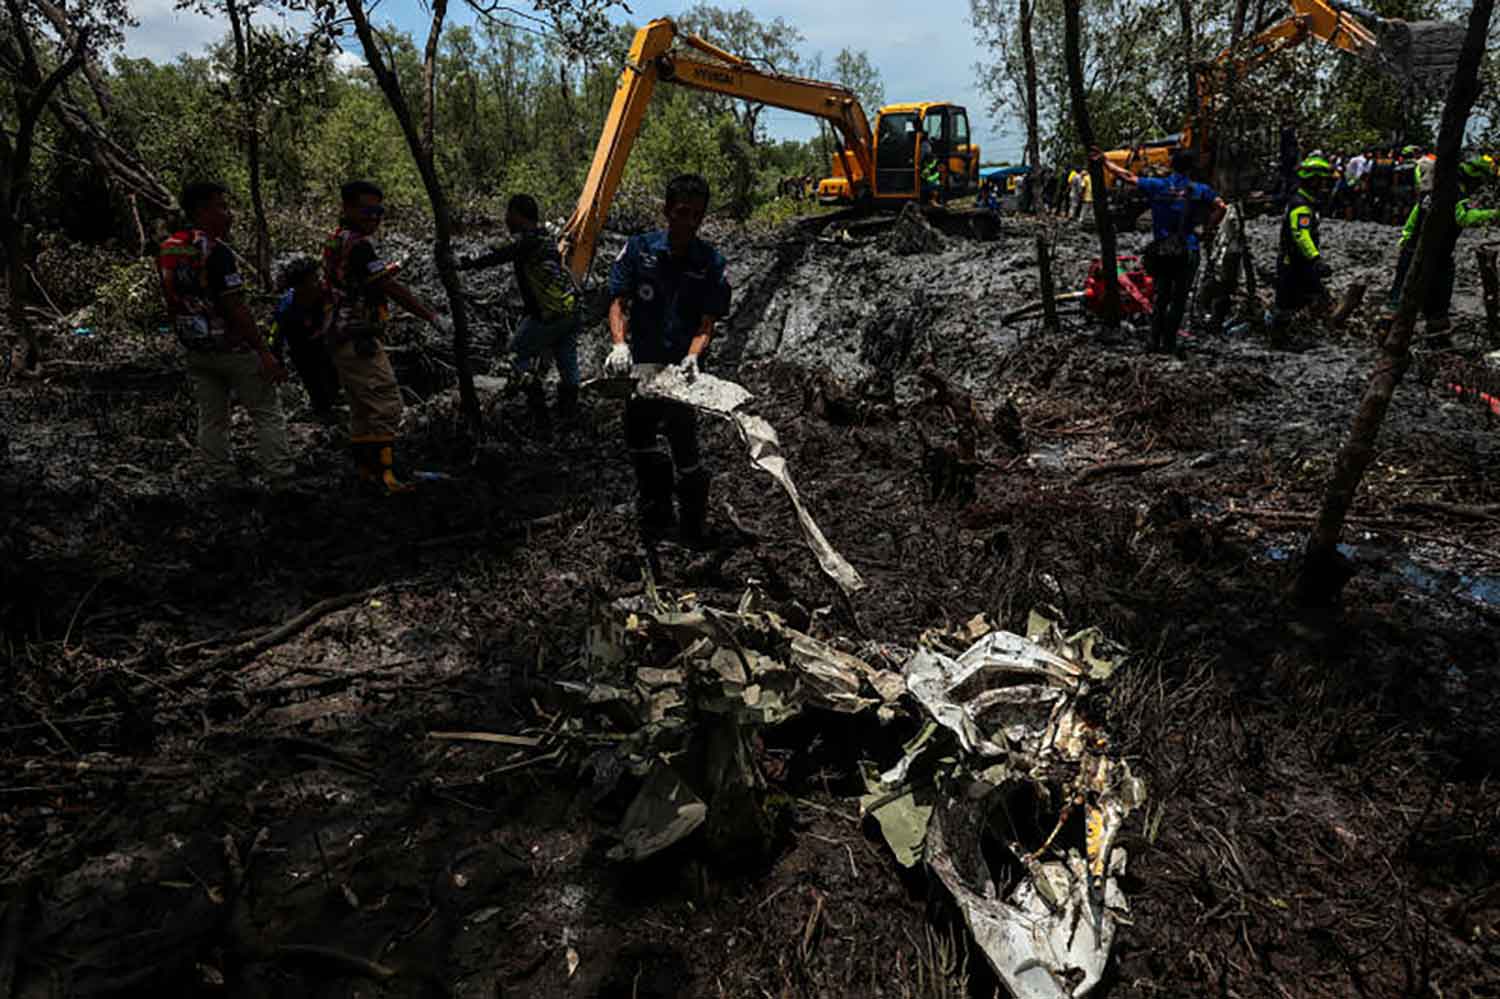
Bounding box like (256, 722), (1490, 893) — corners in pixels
(131, 587), (379, 697)
(1069, 455), (1176, 487)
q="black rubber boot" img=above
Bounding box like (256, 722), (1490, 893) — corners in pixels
(1424, 315), (1453, 347)
(676, 468), (712, 548)
(632, 451), (676, 536)
(523, 379), (549, 420)
(555, 382), (580, 419)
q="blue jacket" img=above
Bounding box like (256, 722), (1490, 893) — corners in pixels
(268, 288), (324, 355)
(608, 231), (731, 364)
(1138, 174), (1218, 252)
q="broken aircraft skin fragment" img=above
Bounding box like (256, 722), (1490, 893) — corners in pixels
(861, 611), (1145, 999)
(630, 363), (866, 596)
(582, 586), (904, 861)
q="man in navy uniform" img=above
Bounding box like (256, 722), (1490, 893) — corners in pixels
(605, 174), (731, 546)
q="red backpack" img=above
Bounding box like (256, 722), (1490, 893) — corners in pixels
(158, 229), (225, 349)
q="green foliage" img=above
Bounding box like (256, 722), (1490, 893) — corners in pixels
(88, 256), (163, 334)
(16, 2), (868, 251)
(832, 48), (885, 111)
(627, 87), (735, 211)
(300, 72), (425, 208)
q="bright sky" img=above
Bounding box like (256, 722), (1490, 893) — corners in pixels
(120, 0), (1027, 159)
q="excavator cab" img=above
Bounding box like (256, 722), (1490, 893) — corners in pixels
(818, 103), (979, 207)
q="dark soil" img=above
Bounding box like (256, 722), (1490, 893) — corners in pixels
(2, 208), (1498, 998)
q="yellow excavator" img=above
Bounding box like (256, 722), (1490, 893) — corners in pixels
(1103, 0), (1461, 188)
(559, 18), (981, 281)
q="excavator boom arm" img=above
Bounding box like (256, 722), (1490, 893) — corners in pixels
(1191, 0), (1380, 145)
(560, 18), (873, 283)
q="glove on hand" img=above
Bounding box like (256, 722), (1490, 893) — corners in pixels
(605, 343), (633, 376)
(679, 353), (700, 382)
(1315, 259), (1333, 280)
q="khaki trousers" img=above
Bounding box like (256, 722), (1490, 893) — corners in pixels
(330, 339), (403, 440)
(185, 350), (293, 481)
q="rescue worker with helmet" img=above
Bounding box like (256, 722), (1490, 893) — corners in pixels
(1385, 153), (1499, 341)
(158, 181), (293, 487)
(604, 174), (731, 547)
(1270, 155), (1336, 348)
(457, 193), (581, 422)
(323, 180), (451, 494)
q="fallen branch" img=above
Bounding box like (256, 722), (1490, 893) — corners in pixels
(1232, 508), (1407, 529)
(427, 730), (542, 748)
(1070, 455), (1176, 487)
(1392, 499), (1500, 521)
(1003, 291), (1085, 324)
(133, 589), (378, 696)
(272, 944), (396, 982)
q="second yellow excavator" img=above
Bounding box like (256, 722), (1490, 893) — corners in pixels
(559, 18), (982, 282)
(1102, 0), (1463, 189)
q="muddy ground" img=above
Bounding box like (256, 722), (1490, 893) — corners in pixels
(2, 206), (1499, 998)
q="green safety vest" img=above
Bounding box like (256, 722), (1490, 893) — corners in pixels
(922, 156), (941, 186)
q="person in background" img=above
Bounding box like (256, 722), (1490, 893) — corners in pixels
(1386, 153), (1499, 342)
(1343, 148), (1370, 220)
(1368, 147), (1397, 224)
(604, 174), (732, 547)
(919, 131), (943, 205)
(157, 181), (292, 489)
(1068, 166), (1085, 220)
(268, 256), (341, 422)
(1096, 147), (1226, 355)
(1393, 145), (1419, 222)
(458, 193), (582, 422)
(1270, 156), (1336, 348)
(322, 180), (450, 494)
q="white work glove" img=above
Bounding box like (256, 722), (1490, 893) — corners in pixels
(430, 315), (453, 338)
(679, 353), (700, 382)
(605, 342), (633, 377)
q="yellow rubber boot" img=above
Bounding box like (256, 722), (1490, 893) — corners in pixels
(378, 444), (416, 494)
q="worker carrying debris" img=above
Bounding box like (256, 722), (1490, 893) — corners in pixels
(457, 193), (582, 422)
(1270, 156), (1336, 348)
(1094, 147), (1226, 355)
(323, 180), (450, 493)
(158, 181), (294, 489)
(1385, 153), (1499, 343)
(604, 173), (732, 547)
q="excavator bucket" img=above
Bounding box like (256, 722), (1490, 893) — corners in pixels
(1373, 19), (1465, 95)
(1331, 1), (1465, 96)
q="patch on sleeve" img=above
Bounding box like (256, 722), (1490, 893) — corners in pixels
(1297, 215), (1312, 229)
(222, 272), (244, 290)
(367, 259), (389, 274)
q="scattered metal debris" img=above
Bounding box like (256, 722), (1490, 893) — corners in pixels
(576, 586), (903, 860)
(862, 611), (1146, 998)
